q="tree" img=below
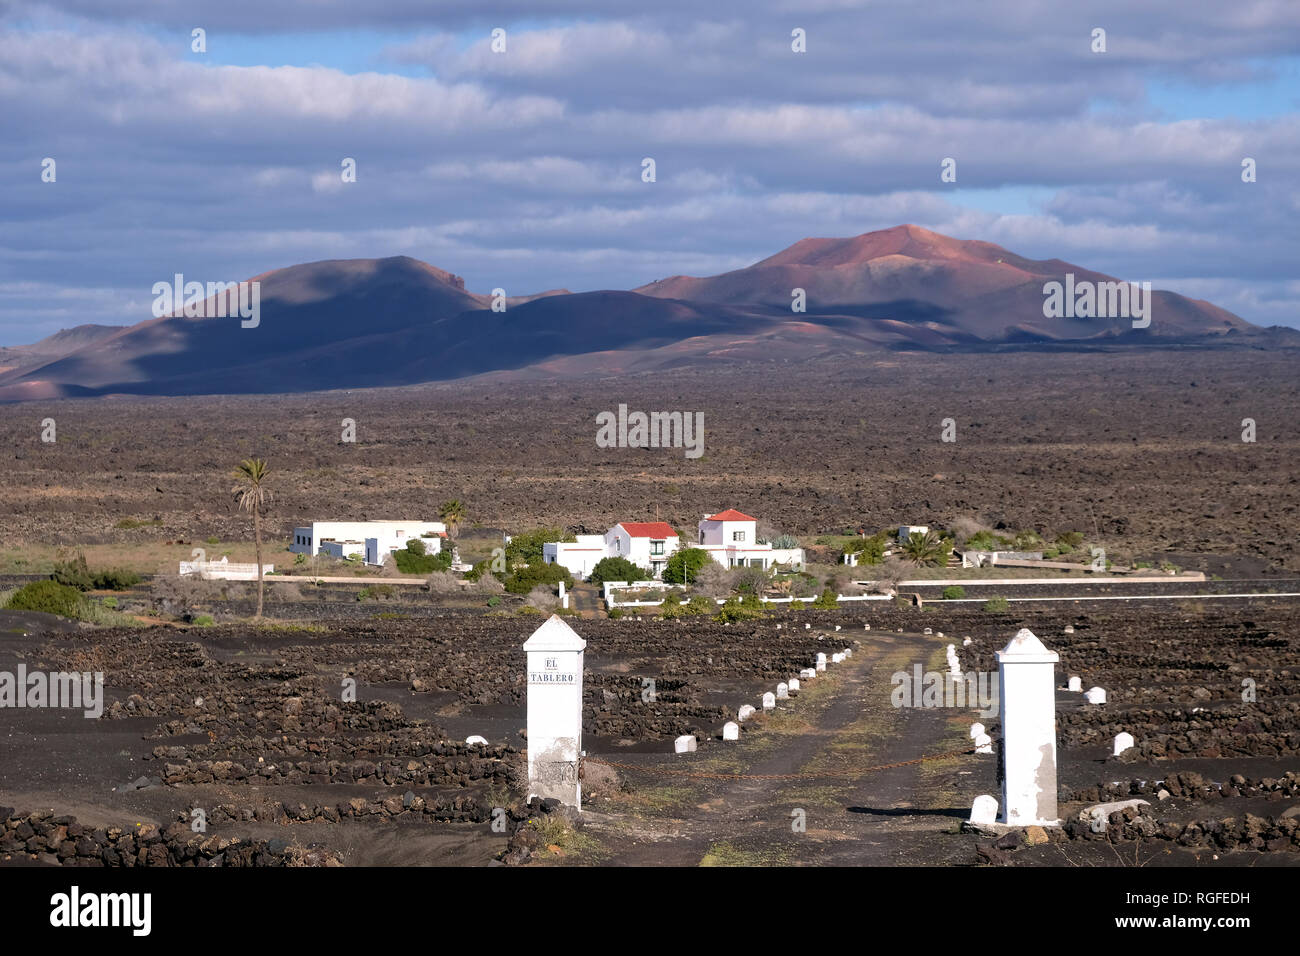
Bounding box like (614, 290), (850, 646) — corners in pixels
(874, 556), (909, 594)
(439, 499), (465, 540)
(847, 532), (889, 565)
(589, 556), (652, 588)
(693, 561), (731, 598)
(901, 530), (949, 567)
(730, 564), (771, 597)
(505, 527), (573, 567)
(662, 547), (710, 584)
(231, 458), (272, 618)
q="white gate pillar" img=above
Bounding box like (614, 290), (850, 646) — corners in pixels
(996, 628), (1060, 826)
(523, 615), (587, 810)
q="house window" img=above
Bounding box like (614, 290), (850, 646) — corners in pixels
(650, 540), (665, 556)
(733, 530), (745, 542)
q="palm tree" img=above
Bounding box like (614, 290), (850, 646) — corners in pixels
(901, 530), (948, 568)
(232, 458), (272, 618)
(439, 499), (465, 540)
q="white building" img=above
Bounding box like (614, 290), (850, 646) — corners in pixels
(544, 510), (803, 581)
(545, 522), (680, 580)
(694, 510), (803, 570)
(289, 520), (447, 567)
(898, 525), (930, 542)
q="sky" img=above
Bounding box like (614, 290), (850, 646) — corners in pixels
(2, 0), (1298, 345)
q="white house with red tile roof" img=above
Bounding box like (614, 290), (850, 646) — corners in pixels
(543, 511), (803, 580)
(544, 521), (680, 580)
(695, 509), (804, 570)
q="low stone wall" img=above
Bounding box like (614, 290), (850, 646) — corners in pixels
(0, 808), (341, 867)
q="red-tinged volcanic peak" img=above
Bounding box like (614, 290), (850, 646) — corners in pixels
(634, 224), (1255, 340)
(753, 224), (1017, 270)
(0, 231), (1278, 402)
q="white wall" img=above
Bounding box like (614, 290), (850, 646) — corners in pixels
(289, 520), (446, 563)
(545, 537), (607, 579)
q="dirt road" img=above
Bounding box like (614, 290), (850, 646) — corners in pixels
(574, 630), (996, 865)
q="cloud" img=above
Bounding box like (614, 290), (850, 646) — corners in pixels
(0, 3), (1297, 344)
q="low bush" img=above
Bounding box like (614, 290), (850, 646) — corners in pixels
(524, 585), (559, 613)
(51, 554), (94, 590)
(983, 596), (1009, 612)
(393, 542), (453, 575)
(717, 595), (766, 622)
(811, 587), (839, 609)
(426, 571), (463, 595)
(941, 585), (965, 600)
(504, 562), (573, 595)
(683, 595), (715, 616)
(5, 580), (85, 618)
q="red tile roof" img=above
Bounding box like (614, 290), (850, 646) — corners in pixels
(616, 521), (679, 539)
(704, 509), (756, 522)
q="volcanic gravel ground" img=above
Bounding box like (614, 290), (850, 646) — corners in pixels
(2, 596), (1296, 865)
(1, 351), (1297, 573)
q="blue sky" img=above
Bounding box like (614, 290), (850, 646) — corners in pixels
(2, 0), (1298, 345)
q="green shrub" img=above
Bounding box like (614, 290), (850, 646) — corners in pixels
(941, 585), (965, 600)
(506, 527), (574, 567)
(393, 544), (452, 575)
(5, 580), (86, 618)
(589, 556), (652, 588)
(787, 573), (821, 599)
(1055, 531), (1084, 549)
(102, 596), (118, 609)
(983, 596), (1009, 612)
(192, 614), (215, 626)
(811, 587), (839, 609)
(717, 595), (766, 623)
(607, 607), (624, 619)
(51, 554), (93, 590)
(356, 585), (395, 602)
(662, 548), (710, 585)
(846, 532), (889, 565)
(504, 562), (573, 595)
(682, 595), (714, 616)
(92, 568), (141, 590)
(486, 595), (502, 607)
